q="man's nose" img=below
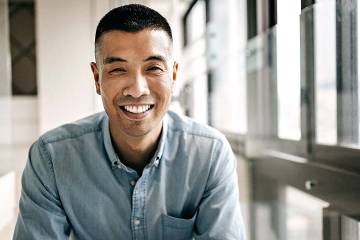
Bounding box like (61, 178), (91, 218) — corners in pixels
(123, 72), (150, 98)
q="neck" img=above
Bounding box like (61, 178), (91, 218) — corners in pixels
(109, 122), (163, 174)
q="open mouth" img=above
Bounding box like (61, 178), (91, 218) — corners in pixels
(120, 104), (155, 114)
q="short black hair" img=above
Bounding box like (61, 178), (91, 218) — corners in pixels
(95, 4), (173, 45)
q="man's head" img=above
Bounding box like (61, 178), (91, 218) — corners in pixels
(94, 4), (173, 61)
(91, 4), (178, 141)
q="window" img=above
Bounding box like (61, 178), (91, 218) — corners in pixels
(9, 0), (37, 95)
(276, 0), (301, 140)
(208, 0), (247, 134)
(314, 0), (337, 145)
(247, 0), (360, 239)
(285, 186), (329, 240)
(334, 0), (358, 147)
(181, 0), (208, 124)
(185, 0), (206, 44)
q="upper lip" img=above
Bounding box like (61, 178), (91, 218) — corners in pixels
(119, 103), (154, 106)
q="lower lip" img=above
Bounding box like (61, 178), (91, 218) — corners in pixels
(119, 106), (153, 120)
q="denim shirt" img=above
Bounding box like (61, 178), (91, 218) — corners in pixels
(13, 111), (245, 240)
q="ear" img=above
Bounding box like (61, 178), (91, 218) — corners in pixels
(90, 62), (101, 95)
(172, 61), (179, 83)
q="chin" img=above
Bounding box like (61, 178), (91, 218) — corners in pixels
(123, 127), (152, 138)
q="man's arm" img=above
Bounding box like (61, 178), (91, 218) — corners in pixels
(13, 139), (70, 240)
(194, 139), (246, 240)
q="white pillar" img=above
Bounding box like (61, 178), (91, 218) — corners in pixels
(0, 0), (12, 145)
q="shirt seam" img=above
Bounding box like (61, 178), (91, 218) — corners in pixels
(38, 137), (61, 201)
(203, 140), (235, 196)
(203, 140), (224, 195)
(42, 127), (102, 144)
(167, 127), (223, 141)
(42, 113), (104, 144)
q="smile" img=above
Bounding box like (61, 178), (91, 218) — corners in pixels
(119, 104), (155, 119)
(122, 104), (153, 113)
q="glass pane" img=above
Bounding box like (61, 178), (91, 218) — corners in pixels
(277, 0), (301, 140)
(186, 0), (206, 43)
(315, 1), (337, 145)
(286, 186), (329, 240)
(252, 176), (329, 240)
(334, 0), (358, 146)
(192, 74), (208, 124)
(181, 0), (208, 123)
(208, 0), (247, 134)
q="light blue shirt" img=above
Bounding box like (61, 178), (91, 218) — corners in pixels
(14, 111), (245, 240)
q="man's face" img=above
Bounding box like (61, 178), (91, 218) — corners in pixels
(91, 29), (178, 138)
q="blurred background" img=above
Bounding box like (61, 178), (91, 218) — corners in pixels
(1, 0), (360, 239)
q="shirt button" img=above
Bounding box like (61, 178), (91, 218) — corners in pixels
(134, 219), (140, 225)
(130, 180), (136, 186)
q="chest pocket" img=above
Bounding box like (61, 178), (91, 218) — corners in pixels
(162, 213), (196, 240)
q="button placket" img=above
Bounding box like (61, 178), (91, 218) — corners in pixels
(130, 171), (149, 240)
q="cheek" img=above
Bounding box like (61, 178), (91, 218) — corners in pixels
(100, 81), (121, 102)
(155, 75), (174, 90)
(151, 79), (173, 99)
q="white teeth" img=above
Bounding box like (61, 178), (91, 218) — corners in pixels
(123, 105), (151, 114)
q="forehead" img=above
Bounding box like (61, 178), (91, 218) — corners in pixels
(96, 29), (172, 60)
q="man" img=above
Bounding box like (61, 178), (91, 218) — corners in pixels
(13, 4), (245, 240)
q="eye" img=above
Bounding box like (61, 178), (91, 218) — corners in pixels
(147, 66), (164, 73)
(109, 68), (126, 74)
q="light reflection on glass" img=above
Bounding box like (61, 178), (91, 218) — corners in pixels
(315, 1), (337, 145)
(277, 0), (301, 140)
(186, 0), (206, 43)
(209, 0), (247, 134)
(182, 0), (208, 124)
(192, 74), (208, 124)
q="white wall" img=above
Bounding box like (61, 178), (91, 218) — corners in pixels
(36, 0), (99, 133)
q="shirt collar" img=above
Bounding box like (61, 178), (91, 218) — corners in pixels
(101, 112), (168, 171)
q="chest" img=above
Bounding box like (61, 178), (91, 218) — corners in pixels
(55, 158), (206, 240)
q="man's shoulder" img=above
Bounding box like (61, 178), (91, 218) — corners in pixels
(166, 111), (226, 143)
(39, 112), (106, 145)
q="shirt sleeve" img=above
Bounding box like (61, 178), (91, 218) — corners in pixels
(193, 138), (246, 240)
(13, 139), (71, 240)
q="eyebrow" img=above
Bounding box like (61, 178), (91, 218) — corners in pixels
(143, 55), (167, 64)
(103, 56), (127, 65)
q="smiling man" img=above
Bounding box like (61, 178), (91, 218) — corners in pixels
(13, 4), (245, 240)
